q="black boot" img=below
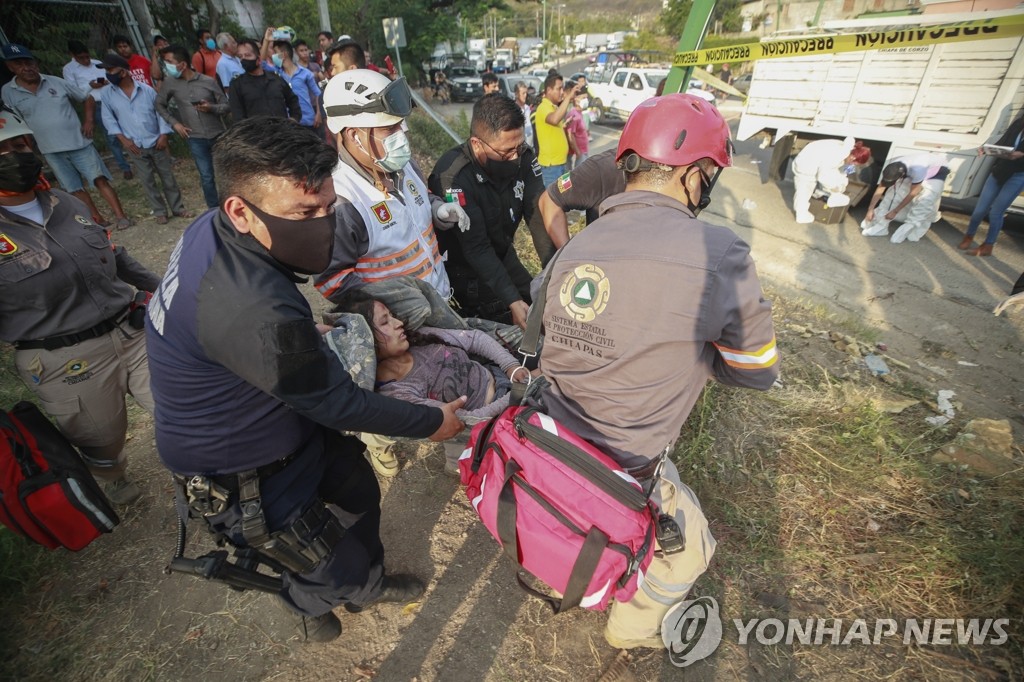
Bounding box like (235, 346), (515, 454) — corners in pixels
(278, 599), (342, 643)
(344, 574), (426, 613)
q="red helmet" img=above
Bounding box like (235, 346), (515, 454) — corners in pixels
(616, 94), (732, 169)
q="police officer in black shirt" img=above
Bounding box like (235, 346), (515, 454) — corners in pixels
(428, 93), (553, 329)
(146, 117), (465, 643)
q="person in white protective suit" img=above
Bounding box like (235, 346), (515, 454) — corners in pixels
(791, 137), (871, 223)
(860, 152), (950, 243)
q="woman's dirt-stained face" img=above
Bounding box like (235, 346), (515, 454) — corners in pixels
(372, 301), (409, 358)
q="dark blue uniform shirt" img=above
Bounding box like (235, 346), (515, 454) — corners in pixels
(146, 210), (441, 475)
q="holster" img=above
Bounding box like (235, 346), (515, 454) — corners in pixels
(172, 468), (346, 575)
(237, 468), (346, 574)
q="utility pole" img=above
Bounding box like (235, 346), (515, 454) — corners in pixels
(542, 0), (547, 63)
(316, 0), (331, 33)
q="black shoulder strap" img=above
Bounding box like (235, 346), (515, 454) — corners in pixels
(510, 246), (563, 405)
(437, 146), (474, 193)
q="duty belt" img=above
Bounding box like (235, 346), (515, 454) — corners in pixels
(173, 450), (344, 575)
(14, 306), (130, 351)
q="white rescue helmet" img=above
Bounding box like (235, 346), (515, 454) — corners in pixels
(324, 69), (413, 133)
(0, 107), (34, 143)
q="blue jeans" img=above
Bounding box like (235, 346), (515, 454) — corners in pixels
(966, 171), (1024, 245)
(541, 163), (566, 188)
(187, 136), (219, 208)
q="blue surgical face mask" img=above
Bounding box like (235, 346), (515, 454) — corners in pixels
(358, 129), (412, 173)
(205, 38), (217, 50)
(164, 62), (182, 79)
(271, 54), (284, 68)
(842, 164), (857, 175)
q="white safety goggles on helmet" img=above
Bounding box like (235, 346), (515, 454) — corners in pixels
(325, 77), (413, 120)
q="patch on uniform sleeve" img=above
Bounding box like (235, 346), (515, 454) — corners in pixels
(370, 201), (393, 223)
(74, 215), (93, 225)
(559, 264), (610, 324)
(531, 159), (542, 177)
(0, 234), (18, 255)
(445, 188), (466, 206)
(556, 173), (573, 193)
(262, 319), (329, 395)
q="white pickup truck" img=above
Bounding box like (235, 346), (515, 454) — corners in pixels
(587, 67), (714, 123)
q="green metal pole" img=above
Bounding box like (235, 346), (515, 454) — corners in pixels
(662, 0), (716, 95)
(812, 0), (826, 28)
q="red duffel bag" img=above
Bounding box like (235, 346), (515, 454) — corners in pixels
(0, 401), (119, 550)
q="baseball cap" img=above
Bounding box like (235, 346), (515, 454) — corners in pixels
(100, 53), (130, 70)
(1, 44), (36, 61)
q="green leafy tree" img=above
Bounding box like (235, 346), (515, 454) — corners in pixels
(659, 0), (745, 38)
(659, 0), (692, 37)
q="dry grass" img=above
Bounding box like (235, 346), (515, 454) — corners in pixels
(672, 314), (1024, 678)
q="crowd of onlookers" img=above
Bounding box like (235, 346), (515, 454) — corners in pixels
(0, 27), (378, 228)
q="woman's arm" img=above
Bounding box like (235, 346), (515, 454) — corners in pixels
(379, 377), (509, 420)
(419, 327), (519, 372)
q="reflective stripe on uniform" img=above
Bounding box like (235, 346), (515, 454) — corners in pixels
(713, 337), (778, 369)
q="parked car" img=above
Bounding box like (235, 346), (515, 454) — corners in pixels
(496, 74), (543, 101)
(446, 65), (483, 102)
(588, 67), (714, 123)
(733, 73), (752, 94)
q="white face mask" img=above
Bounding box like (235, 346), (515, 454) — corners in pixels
(578, 97), (590, 109)
(357, 128), (411, 173)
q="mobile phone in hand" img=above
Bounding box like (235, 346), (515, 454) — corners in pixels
(384, 55), (395, 77)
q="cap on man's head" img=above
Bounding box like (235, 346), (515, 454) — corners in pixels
(153, 34), (167, 45)
(100, 53), (130, 70)
(1, 44), (35, 61)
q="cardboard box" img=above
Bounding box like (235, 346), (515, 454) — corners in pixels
(810, 197), (848, 224)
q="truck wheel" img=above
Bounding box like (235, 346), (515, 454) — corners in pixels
(591, 99), (605, 124)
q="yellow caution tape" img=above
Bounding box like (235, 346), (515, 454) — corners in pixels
(673, 12), (1024, 67)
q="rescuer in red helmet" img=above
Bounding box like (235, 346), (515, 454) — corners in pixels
(535, 94), (780, 652)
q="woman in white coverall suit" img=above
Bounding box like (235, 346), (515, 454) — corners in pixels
(791, 137), (870, 223)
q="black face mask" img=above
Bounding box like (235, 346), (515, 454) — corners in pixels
(685, 167), (717, 216)
(0, 151), (44, 193)
(107, 71), (125, 86)
(241, 58), (260, 73)
(487, 157), (521, 182)
(242, 199), (336, 275)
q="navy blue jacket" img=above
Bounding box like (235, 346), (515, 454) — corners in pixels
(146, 209), (441, 475)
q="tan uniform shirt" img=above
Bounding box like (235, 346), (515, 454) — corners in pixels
(537, 190), (779, 465)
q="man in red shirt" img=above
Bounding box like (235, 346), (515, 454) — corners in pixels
(192, 27), (221, 80)
(112, 34), (153, 87)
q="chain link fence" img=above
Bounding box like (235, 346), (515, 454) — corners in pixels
(2, 0), (137, 79)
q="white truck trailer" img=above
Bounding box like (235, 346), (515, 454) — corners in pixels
(736, 10), (1024, 207)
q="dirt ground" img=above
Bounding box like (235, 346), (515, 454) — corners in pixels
(1, 145), (1021, 682)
